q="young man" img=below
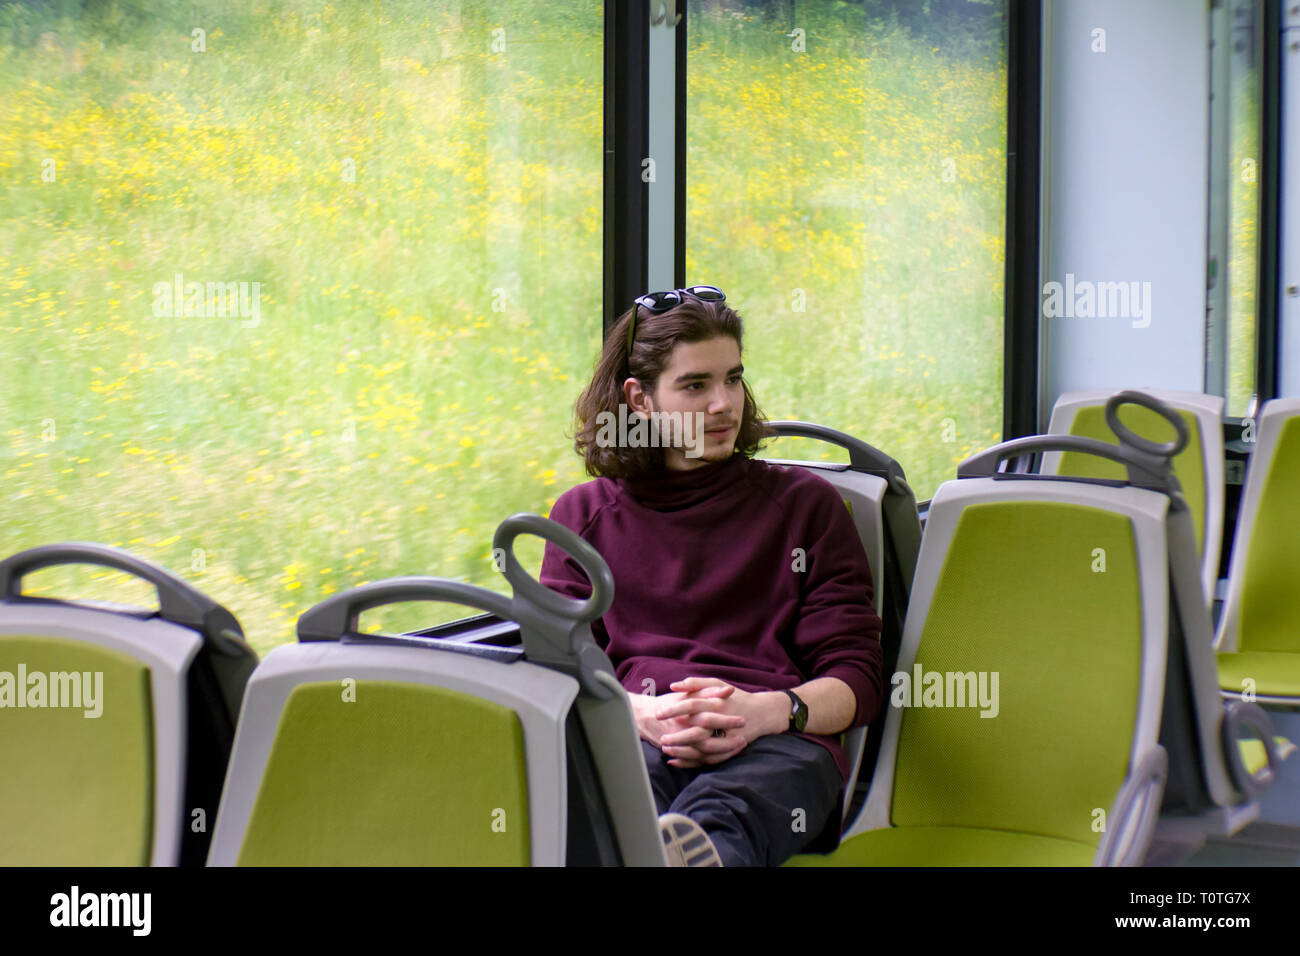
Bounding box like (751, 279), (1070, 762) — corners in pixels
(539, 288), (885, 866)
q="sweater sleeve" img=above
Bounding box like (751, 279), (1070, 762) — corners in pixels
(787, 478), (886, 729)
(539, 490), (610, 651)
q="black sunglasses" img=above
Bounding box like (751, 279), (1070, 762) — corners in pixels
(626, 285), (727, 358)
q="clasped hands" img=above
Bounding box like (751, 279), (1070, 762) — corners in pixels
(632, 677), (785, 769)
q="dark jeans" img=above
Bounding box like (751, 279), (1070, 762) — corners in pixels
(641, 734), (843, 866)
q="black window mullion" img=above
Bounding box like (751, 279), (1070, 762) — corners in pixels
(604, 1), (652, 340)
(1003, 0), (1044, 439)
(675, 4), (687, 290)
(1255, 0), (1283, 403)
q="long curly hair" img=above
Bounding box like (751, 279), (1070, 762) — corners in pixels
(573, 297), (769, 479)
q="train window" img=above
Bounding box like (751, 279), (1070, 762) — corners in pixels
(1, 1), (602, 652)
(1225, 0), (1263, 417)
(687, 0), (1009, 499)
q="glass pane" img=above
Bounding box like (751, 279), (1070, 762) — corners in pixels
(1, 1), (603, 654)
(686, 0), (1008, 498)
(1227, 0), (1262, 418)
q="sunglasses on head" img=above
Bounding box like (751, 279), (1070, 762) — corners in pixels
(626, 285), (727, 358)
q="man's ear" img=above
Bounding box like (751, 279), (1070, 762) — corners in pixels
(624, 377), (653, 415)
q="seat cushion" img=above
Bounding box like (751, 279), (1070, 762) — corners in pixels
(1218, 651), (1300, 699)
(785, 825), (1097, 866)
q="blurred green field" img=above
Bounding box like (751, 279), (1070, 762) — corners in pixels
(1227, 70), (1260, 420)
(689, 1), (1007, 491)
(1, 0), (1009, 654)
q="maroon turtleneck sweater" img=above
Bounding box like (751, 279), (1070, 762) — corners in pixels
(539, 451), (885, 783)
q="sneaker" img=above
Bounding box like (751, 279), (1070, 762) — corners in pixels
(659, 813), (724, 867)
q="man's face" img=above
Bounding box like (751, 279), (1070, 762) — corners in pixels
(626, 335), (744, 471)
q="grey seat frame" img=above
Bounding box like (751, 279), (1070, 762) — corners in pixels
(845, 478), (1171, 866)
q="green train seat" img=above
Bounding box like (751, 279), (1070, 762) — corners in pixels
(1215, 397), (1300, 706)
(207, 515), (666, 866)
(787, 392), (1285, 866)
(1042, 388), (1224, 606)
(0, 543), (257, 866)
(762, 421), (921, 823)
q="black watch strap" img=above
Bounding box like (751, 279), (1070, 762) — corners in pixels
(783, 689), (808, 732)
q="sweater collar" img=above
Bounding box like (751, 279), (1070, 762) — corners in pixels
(618, 453), (750, 512)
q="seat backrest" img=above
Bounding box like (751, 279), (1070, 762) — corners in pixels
(208, 638), (572, 865)
(0, 543), (255, 866)
(1042, 391), (1252, 812)
(850, 392), (1256, 854)
(763, 421), (921, 822)
(1216, 397), (1300, 661)
(850, 477), (1168, 856)
(209, 514), (665, 866)
(1042, 388), (1224, 604)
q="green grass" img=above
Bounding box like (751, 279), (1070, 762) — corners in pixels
(1227, 70), (1260, 420)
(688, 2), (1008, 490)
(2, 0), (1009, 653)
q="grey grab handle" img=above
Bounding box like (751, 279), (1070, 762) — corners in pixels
(764, 420), (906, 482)
(0, 541), (246, 654)
(958, 391), (1188, 489)
(1222, 699), (1280, 798)
(493, 513), (620, 698)
(297, 514), (620, 699)
(492, 512), (614, 623)
(298, 514), (614, 641)
(957, 435), (1169, 486)
(1105, 389), (1190, 457)
(297, 576), (520, 643)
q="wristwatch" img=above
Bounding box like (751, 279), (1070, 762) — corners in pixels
(783, 690), (809, 733)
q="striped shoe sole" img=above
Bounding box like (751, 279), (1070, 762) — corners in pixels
(659, 813), (723, 867)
